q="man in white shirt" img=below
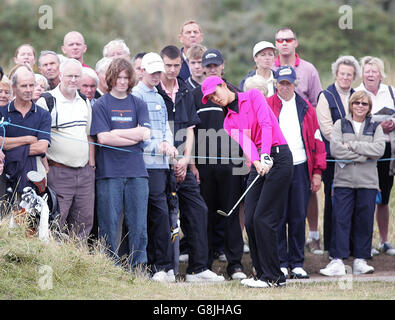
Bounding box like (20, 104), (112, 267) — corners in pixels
(267, 66), (326, 279)
(36, 58), (95, 240)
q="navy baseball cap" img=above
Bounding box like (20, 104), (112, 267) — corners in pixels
(274, 66), (297, 83)
(202, 49), (224, 67)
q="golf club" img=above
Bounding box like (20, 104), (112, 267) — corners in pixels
(217, 174), (260, 217)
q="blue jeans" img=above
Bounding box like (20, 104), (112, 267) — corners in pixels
(96, 177), (149, 267)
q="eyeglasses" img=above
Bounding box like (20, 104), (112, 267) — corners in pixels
(276, 38), (295, 44)
(352, 101), (369, 107)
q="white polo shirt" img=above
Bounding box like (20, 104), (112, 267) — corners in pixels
(278, 94), (307, 165)
(36, 85), (92, 167)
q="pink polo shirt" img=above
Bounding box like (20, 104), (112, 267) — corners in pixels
(223, 89), (287, 163)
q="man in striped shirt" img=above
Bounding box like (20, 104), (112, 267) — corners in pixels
(36, 58), (95, 240)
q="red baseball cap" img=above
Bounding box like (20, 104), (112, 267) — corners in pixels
(201, 76), (224, 104)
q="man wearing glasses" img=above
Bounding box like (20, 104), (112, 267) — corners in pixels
(274, 27), (324, 256)
(36, 58), (95, 240)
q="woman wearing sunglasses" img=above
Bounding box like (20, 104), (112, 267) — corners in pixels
(320, 91), (385, 276)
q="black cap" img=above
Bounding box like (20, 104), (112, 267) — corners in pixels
(202, 49), (224, 67)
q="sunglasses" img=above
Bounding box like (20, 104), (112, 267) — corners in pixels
(352, 101), (369, 107)
(276, 38), (295, 44)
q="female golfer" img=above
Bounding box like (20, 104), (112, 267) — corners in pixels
(201, 76), (293, 288)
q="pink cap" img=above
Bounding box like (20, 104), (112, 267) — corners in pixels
(201, 76), (224, 104)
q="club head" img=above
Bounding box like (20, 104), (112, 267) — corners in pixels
(217, 209), (230, 217)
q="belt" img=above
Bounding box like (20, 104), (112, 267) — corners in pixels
(258, 145), (287, 155)
(48, 159), (76, 169)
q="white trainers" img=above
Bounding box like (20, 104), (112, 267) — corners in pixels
(166, 269), (176, 282)
(353, 259), (374, 275)
(305, 238), (324, 255)
(185, 269), (225, 282)
(218, 253), (227, 262)
(241, 278), (270, 288)
(152, 270), (176, 282)
(290, 267), (309, 279)
(371, 247), (380, 256)
(378, 242), (395, 256)
(280, 267), (289, 278)
(320, 259), (346, 276)
(231, 270), (247, 280)
(152, 271), (167, 282)
(179, 254), (189, 262)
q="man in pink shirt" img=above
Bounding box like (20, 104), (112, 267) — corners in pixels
(202, 76), (293, 288)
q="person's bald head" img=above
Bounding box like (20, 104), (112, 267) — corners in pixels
(62, 31), (87, 62)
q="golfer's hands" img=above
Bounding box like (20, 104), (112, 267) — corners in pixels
(253, 160), (268, 176)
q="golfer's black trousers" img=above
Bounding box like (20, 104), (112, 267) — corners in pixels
(245, 144), (293, 283)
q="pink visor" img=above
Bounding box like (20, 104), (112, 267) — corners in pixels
(201, 76), (224, 104)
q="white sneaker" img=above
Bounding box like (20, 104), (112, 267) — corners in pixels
(231, 271), (247, 280)
(290, 267), (309, 279)
(152, 271), (167, 282)
(179, 254), (189, 262)
(152, 270), (176, 282)
(241, 278), (270, 288)
(185, 269), (225, 282)
(218, 253), (227, 262)
(353, 259), (374, 275)
(319, 259), (346, 276)
(280, 267), (289, 278)
(371, 247), (380, 256)
(166, 269), (176, 282)
(378, 242), (395, 256)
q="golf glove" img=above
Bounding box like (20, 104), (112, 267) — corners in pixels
(260, 153), (274, 173)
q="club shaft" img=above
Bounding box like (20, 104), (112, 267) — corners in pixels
(228, 174), (260, 215)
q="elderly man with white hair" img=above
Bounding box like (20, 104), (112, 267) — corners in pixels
(36, 58), (95, 240)
(103, 39), (131, 60)
(95, 57), (113, 97)
(79, 67), (99, 106)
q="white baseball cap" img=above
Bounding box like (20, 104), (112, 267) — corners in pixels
(140, 52), (165, 74)
(252, 41), (276, 58)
